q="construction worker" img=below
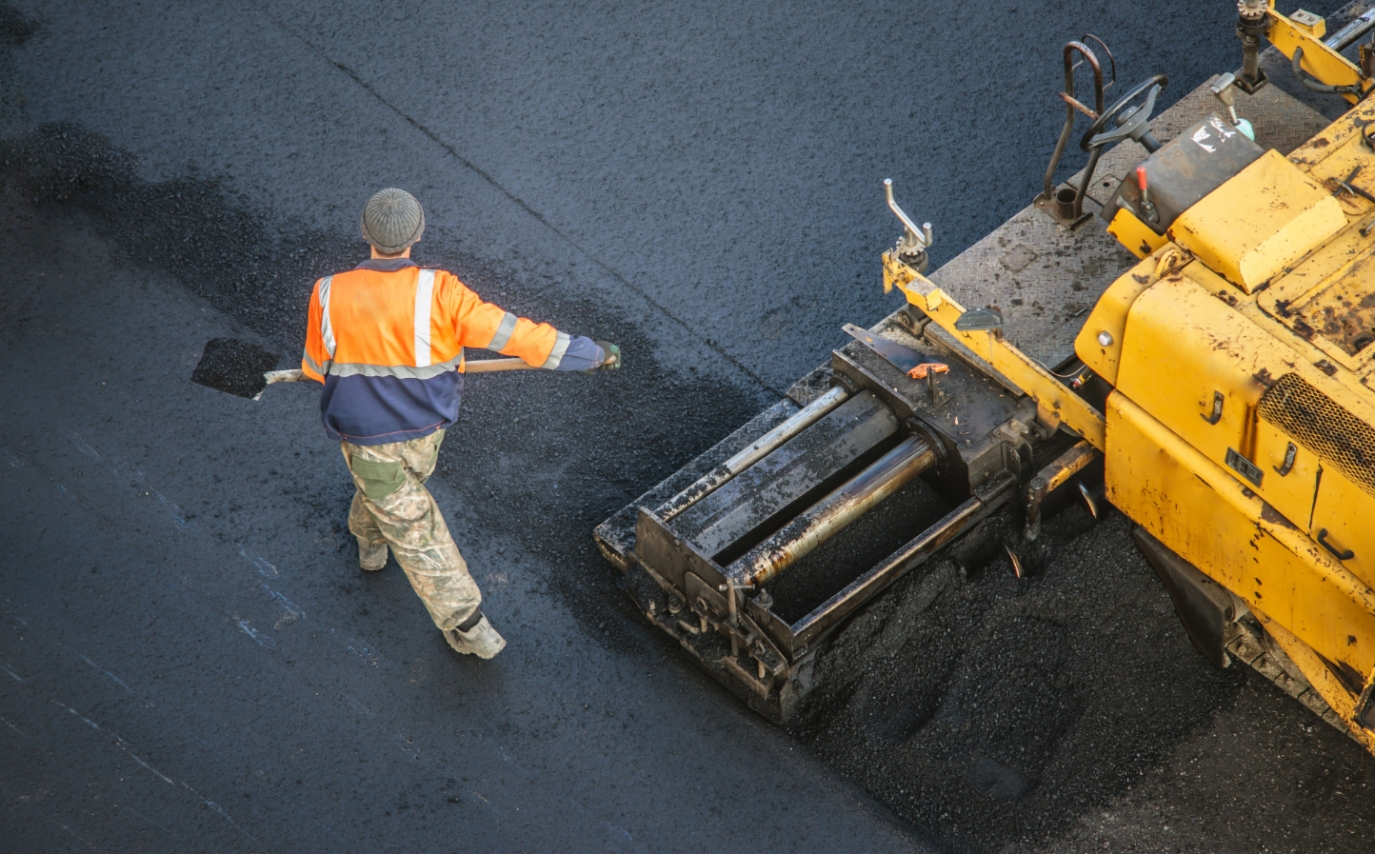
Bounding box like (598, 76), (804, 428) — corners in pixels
(301, 188), (620, 659)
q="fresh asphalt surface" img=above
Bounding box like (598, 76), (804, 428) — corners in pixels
(2, 1), (1372, 852)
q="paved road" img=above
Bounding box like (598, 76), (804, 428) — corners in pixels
(0, 198), (918, 851)
(0, 1), (1368, 852)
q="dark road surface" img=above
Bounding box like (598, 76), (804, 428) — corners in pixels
(2, 1), (1373, 852)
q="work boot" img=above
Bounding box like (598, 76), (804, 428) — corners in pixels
(357, 537), (388, 572)
(444, 613), (506, 660)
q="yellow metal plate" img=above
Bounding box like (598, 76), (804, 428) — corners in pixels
(1106, 391), (1375, 744)
(1251, 416), (1321, 534)
(1116, 273), (1278, 469)
(1106, 208), (1169, 260)
(1311, 467), (1375, 592)
(1258, 212), (1375, 371)
(1170, 150), (1348, 294)
(1074, 248), (1175, 387)
(1287, 96), (1375, 170)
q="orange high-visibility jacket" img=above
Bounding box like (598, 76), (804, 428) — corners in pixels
(302, 259), (602, 444)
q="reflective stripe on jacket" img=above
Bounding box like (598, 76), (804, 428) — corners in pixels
(302, 259), (601, 444)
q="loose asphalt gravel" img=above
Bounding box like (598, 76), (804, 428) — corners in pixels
(3, 1), (1374, 852)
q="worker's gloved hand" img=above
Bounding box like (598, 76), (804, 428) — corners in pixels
(593, 340), (622, 371)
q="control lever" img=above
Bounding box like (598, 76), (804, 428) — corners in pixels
(884, 179), (934, 274)
(1135, 166), (1159, 224)
(1209, 72), (1254, 140)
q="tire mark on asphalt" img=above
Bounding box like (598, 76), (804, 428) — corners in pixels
(235, 617), (277, 649)
(329, 627), (380, 667)
(0, 777), (106, 853)
(55, 700), (263, 848)
(5, 613), (240, 779)
(3, 626), (260, 845)
(2, 614), (224, 766)
(65, 430), (189, 531)
(178, 780), (260, 845)
(0, 715), (175, 841)
(261, 584), (306, 626)
(51, 700), (177, 787)
(55, 642), (156, 709)
(120, 803), (176, 837)
(5, 442), (513, 827)
(23, 434), (320, 657)
(240, 549), (279, 578)
(19, 430), (392, 674)
(259, 7), (785, 398)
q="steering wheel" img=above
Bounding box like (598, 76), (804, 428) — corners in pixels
(1081, 73), (1169, 153)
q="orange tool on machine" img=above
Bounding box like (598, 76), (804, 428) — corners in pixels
(907, 362), (949, 380)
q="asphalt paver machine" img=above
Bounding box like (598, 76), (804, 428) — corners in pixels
(596, 0), (1375, 753)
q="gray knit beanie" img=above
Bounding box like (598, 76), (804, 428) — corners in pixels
(360, 188), (425, 253)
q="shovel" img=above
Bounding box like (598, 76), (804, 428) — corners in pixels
(191, 337), (547, 401)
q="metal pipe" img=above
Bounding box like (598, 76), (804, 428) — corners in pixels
(1044, 440), (1098, 492)
(1041, 104), (1078, 205)
(1070, 144), (1105, 219)
(791, 492), (990, 649)
(1328, 7), (1375, 51)
(731, 434), (936, 586)
(655, 386), (849, 522)
(1236, 0), (1268, 91)
(1024, 439), (1098, 542)
(1240, 30), (1262, 87)
(725, 579), (740, 657)
(1041, 41), (1105, 205)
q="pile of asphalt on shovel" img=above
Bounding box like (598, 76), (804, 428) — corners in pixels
(3, 120), (1362, 853)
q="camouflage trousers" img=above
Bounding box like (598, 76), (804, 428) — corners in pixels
(341, 429), (481, 632)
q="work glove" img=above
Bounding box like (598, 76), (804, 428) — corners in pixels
(593, 340), (622, 371)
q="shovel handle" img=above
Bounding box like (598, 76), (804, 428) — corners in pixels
(260, 358), (535, 387)
(264, 369), (306, 384)
(465, 357), (537, 373)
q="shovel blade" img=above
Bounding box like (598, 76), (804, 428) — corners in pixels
(191, 338), (282, 400)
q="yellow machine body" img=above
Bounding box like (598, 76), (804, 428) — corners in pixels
(598, 0), (1375, 741)
(1084, 100), (1375, 749)
(886, 13), (1375, 750)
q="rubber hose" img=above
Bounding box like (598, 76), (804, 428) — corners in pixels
(1292, 47), (1363, 95)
